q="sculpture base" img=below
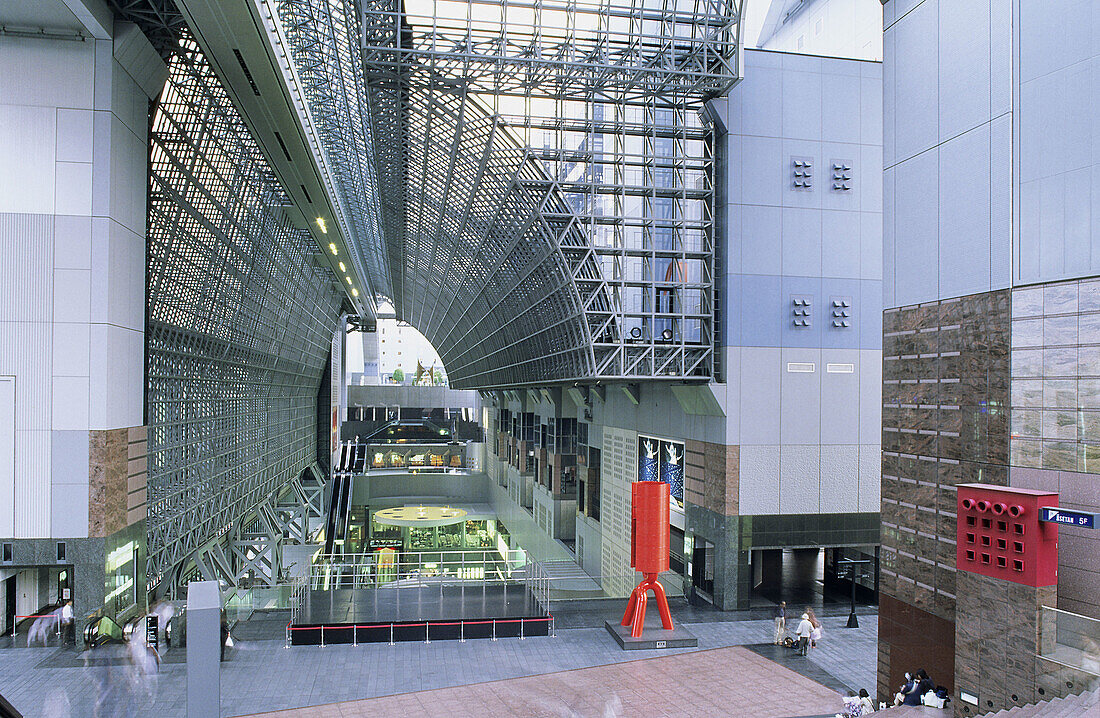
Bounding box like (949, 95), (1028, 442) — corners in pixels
(604, 620), (697, 650)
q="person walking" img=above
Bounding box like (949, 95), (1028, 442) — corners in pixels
(773, 601), (787, 645)
(59, 600), (74, 645)
(795, 612), (813, 656)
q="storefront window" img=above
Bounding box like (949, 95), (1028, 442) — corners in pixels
(409, 527), (434, 550)
(437, 523), (462, 549)
(464, 520), (492, 548)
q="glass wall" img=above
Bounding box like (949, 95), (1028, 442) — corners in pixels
(1011, 279), (1100, 472)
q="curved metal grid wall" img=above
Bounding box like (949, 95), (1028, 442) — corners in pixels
(368, 88), (601, 386)
(145, 35), (343, 588)
(272, 0), (740, 388)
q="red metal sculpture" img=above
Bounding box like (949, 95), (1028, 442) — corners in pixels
(621, 481), (674, 637)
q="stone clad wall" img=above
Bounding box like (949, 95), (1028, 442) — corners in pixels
(878, 289), (1011, 699)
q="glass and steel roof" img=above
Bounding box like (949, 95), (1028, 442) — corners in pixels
(272, 0), (742, 388)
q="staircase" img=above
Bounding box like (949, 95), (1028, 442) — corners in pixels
(872, 687), (1099, 717)
(979, 687), (1099, 717)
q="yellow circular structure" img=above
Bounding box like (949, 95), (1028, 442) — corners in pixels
(372, 505), (468, 528)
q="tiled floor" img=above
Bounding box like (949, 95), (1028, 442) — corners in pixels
(0, 612), (879, 717)
(243, 646), (844, 718)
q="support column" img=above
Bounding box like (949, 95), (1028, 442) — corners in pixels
(186, 581), (221, 718)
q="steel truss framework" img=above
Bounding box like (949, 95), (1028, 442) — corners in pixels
(145, 33), (343, 589)
(273, 0), (742, 387)
(173, 466), (327, 596)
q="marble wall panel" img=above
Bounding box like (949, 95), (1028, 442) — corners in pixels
(882, 289), (1012, 705)
(88, 427), (130, 537)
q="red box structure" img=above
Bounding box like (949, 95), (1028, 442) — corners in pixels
(621, 482), (673, 637)
(956, 484), (1058, 587)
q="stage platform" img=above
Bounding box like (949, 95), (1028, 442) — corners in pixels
(289, 584), (551, 645)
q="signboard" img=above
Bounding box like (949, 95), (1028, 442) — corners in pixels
(145, 614), (159, 652)
(1040, 507), (1096, 529)
(369, 537), (403, 549)
(638, 435), (684, 507)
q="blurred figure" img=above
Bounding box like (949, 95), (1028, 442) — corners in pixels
(83, 637), (161, 717)
(127, 636), (161, 710)
(41, 687), (71, 718)
(86, 644), (128, 718)
(27, 612), (59, 647)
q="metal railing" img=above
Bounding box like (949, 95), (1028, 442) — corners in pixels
(1040, 606), (1100, 678)
(288, 575), (308, 626)
(308, 549), (529, 591)
(225, 583), (305, 622)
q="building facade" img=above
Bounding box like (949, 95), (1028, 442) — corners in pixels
(485, 47), (884, 611)
(880, 0), (1100, 710)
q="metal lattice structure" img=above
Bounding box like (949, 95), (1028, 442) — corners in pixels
(145, 33), (343, 589)
(107, 0), (741, 593)
(271, 0), (742, 388)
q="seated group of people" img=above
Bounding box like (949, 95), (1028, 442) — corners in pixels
(893, 669), (949, 708)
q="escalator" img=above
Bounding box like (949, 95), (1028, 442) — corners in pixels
(323, 442), (357, 554)
(83, 615), (125, 648)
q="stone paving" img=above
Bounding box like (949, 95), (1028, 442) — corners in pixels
(243, 645), (844, 718)
(0, 612), (879, 717)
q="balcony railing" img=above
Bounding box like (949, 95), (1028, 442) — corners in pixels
(1039, 606), (1100, 677)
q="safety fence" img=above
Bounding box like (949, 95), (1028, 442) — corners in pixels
(308, 549), (532, 591)
(12, 613), (62, 642)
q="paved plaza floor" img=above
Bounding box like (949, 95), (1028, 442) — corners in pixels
(0, 610), (878, 717)
(244, 645), (843, 718)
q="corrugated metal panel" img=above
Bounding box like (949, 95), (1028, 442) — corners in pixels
(600, 426), (638, 597)
(15, 429), (49, 537)
(0, 376), (14, 536)
(0, 214), (55, 537)
(0, 213), (53, 323)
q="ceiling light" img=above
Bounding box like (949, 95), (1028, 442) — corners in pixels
(339, 261), (346, 272)
(328, 243), (337, 255)
(351, 288), (359, 297)
(315, 217), (327, 234)
(345, 276), (352, 284)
